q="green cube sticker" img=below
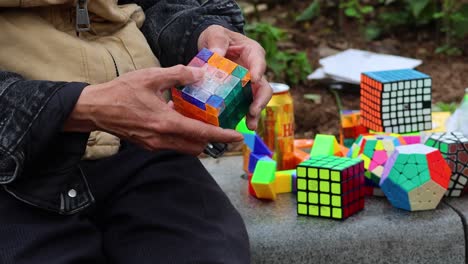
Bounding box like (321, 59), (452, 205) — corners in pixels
(319, 181), (330, 192)
(331, 183), (341, 194)
(320, 193), (330, 205)
(309, 192), (318, 204)
(331, 195), (341, 207)
(331, 171), (341, 182)
(297, 191), (307, 203)
(332, 208), (342, 219)
(309, 205), (319, 216)
(319, 169), (330, 180)
(297, 167), (306, 177)
(320, 206), (331, 217)
(297, 179), (306, 190)
(298, 204), (307, 215)
(308, 168), (318, 178)
(308, 180), (318, 191)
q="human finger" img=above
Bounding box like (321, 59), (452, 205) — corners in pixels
(226, 42), (266, 83)
(146, 65), (205, 90)
(246, 77), (272, 130)
(199, 25), (230, 56)
(169, 114), (243, 143)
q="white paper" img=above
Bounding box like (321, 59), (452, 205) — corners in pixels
(308, 49), (423, 84)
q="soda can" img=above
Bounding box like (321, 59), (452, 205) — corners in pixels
(259, 83), (295, 170)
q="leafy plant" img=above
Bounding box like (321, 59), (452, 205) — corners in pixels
(245, 23), (312, 84)
(434, 102), (459, 113)
(434, 1), (468, 55)
(296, 0), (321, 22)
(339, 0), (374, 24)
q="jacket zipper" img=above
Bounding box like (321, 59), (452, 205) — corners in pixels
(76, 0), (90, 36)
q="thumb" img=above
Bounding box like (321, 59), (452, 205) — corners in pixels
(202, 27), (230, 57)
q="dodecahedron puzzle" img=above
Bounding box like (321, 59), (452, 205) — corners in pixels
(380, 144), (451, 211)
(171, 48), (252, 129)
(425, 132), (468, 197)
(361, 69), (432, 134)
(348, 133), (406, 186)
(296, 156), (365, 220)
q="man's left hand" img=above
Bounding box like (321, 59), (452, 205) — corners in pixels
(198, 25), (273, 131)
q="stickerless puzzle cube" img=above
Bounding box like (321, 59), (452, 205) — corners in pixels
(425, 132), (468, 197)
(348, 133), (406, 186)
(296, 156), (365, 220)
(171, 48), (253, 129)
(361, 69), (432, 133)
(380, 144), (451, 211)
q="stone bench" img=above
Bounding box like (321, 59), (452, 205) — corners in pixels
(201, 156), (467, 264)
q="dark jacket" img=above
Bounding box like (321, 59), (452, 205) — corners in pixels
(0, 0), (244, 214)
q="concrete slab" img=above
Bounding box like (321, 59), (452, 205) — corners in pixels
(201, 156), (466, 264)
(445, 196), (468, 262)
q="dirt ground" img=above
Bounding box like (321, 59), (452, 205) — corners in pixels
(242, 1), (468, 139)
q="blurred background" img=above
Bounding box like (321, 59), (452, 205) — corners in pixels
(237, 0), (468, 140)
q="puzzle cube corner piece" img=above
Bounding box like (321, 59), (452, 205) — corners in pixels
(310, 134), (342, 157)
(251, 157), (277, 200)
(171, 49), (253, 130)
(360, 69), (432, 134)
(296, 156), (365, 220)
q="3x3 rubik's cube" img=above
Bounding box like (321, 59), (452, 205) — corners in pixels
(171, 48), (253, 129)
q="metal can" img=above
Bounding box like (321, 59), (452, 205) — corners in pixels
(259, 83), (295, 170)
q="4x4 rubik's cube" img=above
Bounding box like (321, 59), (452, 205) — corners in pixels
(361, 69), (432, 134)
(171, 48), (253, 129)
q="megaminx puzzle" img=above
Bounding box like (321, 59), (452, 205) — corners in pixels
(425, 132), (468, 197)
(360, 69), (432, 134)
(171, 48), (253, 129)
(296, 156), (365, 220)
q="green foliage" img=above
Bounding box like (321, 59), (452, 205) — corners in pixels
(245, 23), (312, 84)
(433, 1), (468, 55)
(434, 102), (459, 113)
(340, 0), (374, 23)
(296, 0), (321, 22)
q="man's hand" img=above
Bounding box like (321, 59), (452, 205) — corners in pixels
(198, 25), (273, 130)
(64, 65), (243, 155)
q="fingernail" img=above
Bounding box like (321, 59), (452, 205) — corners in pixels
(211, 48), (226, 56)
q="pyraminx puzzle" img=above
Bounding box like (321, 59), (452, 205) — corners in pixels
(380, 144), (451, 211)
(171, 48), (252, 129)
(348, 133), (406, 186)
(361, 69), (432, 134)
(296, 156), (365, 220)
(425, 132), (468, 197)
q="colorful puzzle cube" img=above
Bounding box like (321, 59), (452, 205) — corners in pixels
(380, 144), (451, 211)
(171, 48), (252, 129)
(348, 133), (406, 186)
(361, 69), (432, 133)
(296, 156), (365, 220)
(425, 132), (468, 197)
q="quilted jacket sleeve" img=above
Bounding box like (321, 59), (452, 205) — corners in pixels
(119, 0), (245, 66)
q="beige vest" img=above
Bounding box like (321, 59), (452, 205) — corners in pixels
(0, 0), (161, 159)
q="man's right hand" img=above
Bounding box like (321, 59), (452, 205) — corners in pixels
(63, 65), (243, 155)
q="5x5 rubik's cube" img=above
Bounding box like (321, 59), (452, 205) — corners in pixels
(361, 69), (432, 134)
(171, 48), (253, 129)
